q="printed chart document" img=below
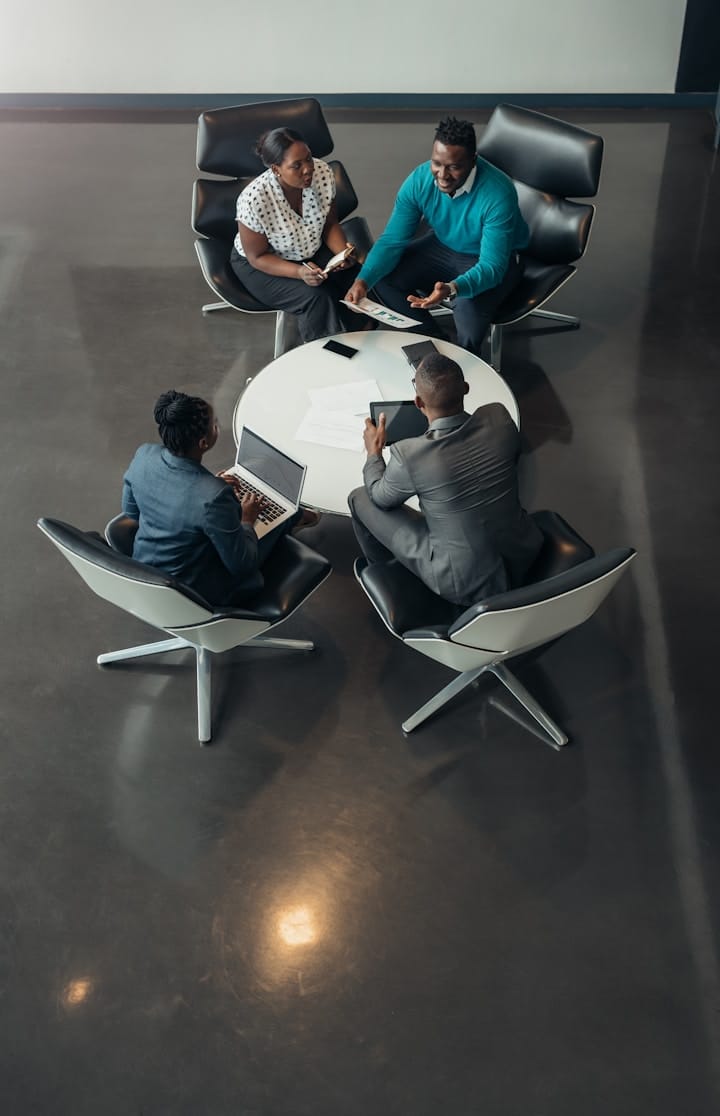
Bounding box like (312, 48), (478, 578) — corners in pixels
(295, 409), (364, 452)
(308, 379), (382, 416)
(340, 297), (421, 330)
(296, 380), (385, 451)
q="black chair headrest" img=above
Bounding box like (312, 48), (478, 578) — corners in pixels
(196, 98), (334, 177)
(477, 103), (603, 198)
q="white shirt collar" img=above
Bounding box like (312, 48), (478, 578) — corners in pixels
(448, 163), (477, 198)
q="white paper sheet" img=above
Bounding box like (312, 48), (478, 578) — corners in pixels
(294, 408), (365, 452)
(340, 297), (422, 330)
(308, 379), (382, 416)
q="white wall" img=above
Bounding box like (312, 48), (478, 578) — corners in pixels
(0, 0), (688, 95)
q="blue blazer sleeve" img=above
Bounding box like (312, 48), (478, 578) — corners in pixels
(202, 487), (260, 579)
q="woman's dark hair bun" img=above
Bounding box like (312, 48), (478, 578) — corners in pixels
(153, 390), (211, 455)
(153, 389), (183, 428)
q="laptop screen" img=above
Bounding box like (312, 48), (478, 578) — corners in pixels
(236, 427), (305, 504)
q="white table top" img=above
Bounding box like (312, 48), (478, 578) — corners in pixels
(233, 331), (519, 515)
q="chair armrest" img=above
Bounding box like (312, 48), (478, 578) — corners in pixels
(527, 509), (594, 579)
(244, 535), (331, 622)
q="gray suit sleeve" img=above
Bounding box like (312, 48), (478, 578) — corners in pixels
(363, 447), (416, 508)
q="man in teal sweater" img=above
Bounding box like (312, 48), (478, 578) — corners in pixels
(345, 117), (529, 355)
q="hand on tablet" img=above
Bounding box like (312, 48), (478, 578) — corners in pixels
(363, 413), (386, 456)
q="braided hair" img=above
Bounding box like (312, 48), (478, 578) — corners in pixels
(153, 390), (211, 456)
(434, 116), (477, 157)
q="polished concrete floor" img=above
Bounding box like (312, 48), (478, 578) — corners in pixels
(1, 106), (719, 1114)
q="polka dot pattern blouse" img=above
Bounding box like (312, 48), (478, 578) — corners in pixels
(234, 159), (336, 261)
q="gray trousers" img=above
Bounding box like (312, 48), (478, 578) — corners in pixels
(349, 486), (428, 569)
(348, 486), (509, 606)
(231, 247), (360, 343)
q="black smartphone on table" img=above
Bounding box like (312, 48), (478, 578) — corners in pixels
(323, 339), (358, 359)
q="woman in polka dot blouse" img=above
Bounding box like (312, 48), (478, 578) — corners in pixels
(231, 127), (360, 343)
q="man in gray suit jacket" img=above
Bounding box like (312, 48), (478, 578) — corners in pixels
(348, 353), (542, 606)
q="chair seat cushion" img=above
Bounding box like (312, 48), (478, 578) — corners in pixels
(527, 510), (595, 581)
(195, 238), (277, 314)
(231, 535), (331, 623)
(358, 560), (464, 636)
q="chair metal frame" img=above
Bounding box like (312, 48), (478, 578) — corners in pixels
(38, 515), (331, 744)
(192, 98), (372, 358)
(476, 103), (604, 371)
(354, 512), (634, 749)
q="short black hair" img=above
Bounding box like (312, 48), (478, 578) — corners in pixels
(415, 353), (466, 411)
(153, 390), (211, 455)
(434, 116), (477, 156)
(255, 127), (307, 168)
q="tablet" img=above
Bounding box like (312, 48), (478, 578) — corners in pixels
(369, 400), (428, 445)
(401, 339), (438, 369)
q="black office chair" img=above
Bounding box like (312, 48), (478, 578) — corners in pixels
(38, 515), (332, 745)
(476, 103), (604, 371)
(192, 97), (373, 357)
(354, 511), (635, 749)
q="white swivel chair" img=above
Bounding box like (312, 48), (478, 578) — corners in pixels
(354, 511), (635, 749)
(38, 515), (331, 744)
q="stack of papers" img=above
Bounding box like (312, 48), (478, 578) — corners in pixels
(295, 379), (381, 452)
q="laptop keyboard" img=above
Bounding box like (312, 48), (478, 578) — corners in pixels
(232, 477), (286, 524)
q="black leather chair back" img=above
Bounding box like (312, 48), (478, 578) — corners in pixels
(478, 104), (603, 267)
(192, 177), (251, 241)
(193, 162), (359, 244)
(478, 103), (603, 197)
(196, 98), (334, 177)
(514, 184), (594, 266)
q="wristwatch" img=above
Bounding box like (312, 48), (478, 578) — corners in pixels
(446, 280), (459, 299)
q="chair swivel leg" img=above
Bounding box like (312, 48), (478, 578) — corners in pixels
(273, 311), (290, 359)
(202, 300), (233, 313)
(529, 308), (580, 326)
(489, 323), (503, 371)
(251, 636), (314, 652)
(196, 647), (212, 745)
(97, 636), (189, 664)
(489, 662), (568, 749)
(402, 665), (489, 734)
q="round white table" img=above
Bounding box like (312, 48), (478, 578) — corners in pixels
(233, 331), (519, 515)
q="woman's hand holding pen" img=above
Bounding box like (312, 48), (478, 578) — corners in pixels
(299, 261), (326, 286)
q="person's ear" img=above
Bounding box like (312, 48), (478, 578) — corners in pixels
(198, 436), (209, 452)
(463, 382), (470, 395)
(415, 395), (426, 412)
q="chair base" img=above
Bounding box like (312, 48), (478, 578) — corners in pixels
(202, 300), (233, 313)
(401, 660), (567, 750)
(489, 309), (581, 371)
(201, 300), (290, 359)
(529, 308), (580, 326)
(98, 634), (314, 745)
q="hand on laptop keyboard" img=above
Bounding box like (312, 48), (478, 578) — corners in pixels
(233, 479), (286, 527)
(240, 491), (265, 526)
